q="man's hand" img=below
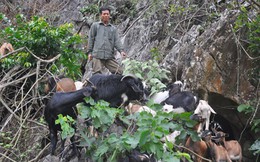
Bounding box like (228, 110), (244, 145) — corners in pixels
(121, 51), (127, 59)
(88, 54), (92, 61)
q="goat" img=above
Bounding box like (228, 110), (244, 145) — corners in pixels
(0, 42), (14, 56)
(88, 74), (145, 107)
(118, 149), (156, 162)
(161, 130), (181, 152)
(44, 85), (96, 158)
(184, 123), (210, 162)
(161, 130), (181, 143)
(201, 130), (232, 162)
(161, 91), (197, 113)
(150, 90), (169, 104)
(213, 131), (242, 162)
(125, 102), (157, 117)
(162, 104), (186, 113)
(74, 81), (84, 90)
(210, 115), (235, 140)
(190, 100), (216, 133)
(44, 75), (76, 94)
(161, 81), (197, 113)
(150, 80), (183, 104)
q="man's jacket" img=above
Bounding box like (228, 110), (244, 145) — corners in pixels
(88, 21), (124, 59)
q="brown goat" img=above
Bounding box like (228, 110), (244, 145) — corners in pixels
(56, 78), (76, 92)
(215, 131), (242, 162)
(184, 136), (209, 162)
(184, 123), (210, 162)
(202, 131), (232, 162)
(44, 76), (76, 94)
(0, 42), (14, 56)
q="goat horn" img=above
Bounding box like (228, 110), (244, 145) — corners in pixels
(120, 74), (137, 81)
(84, 79), (95, 87)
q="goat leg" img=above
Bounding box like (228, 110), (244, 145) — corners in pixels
(61, 134), (80, 160)
(50, 129), (58, 155)
(60, 138), (66, 154)
(71, 135), (80, 158)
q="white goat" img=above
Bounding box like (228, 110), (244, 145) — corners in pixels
(162, 104), (186, 114)
(161, 130), (181, 152)
(193, 100), (216, 133)
(125, 102), (157, 117)
(74, 81), (84, 90)
(161, 130), (181, 143)
(150, 90), (169, 104)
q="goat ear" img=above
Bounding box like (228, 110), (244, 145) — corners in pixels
(85, 79), (95, 87)
(130, 84), (143, 93)
(209, 106), (216, 114)
(211, 136), (219, 141)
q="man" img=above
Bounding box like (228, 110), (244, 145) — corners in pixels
(87, 6), (127, 75)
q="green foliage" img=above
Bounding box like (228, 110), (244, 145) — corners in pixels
(249, 139), (260, 156)
(80, 4), (99, 15)
(237, 104), (254, 114)
(0, 13), (85, 78)
(122, 58), (170, 96)
(168, 4), (186, 15)
(77, 98), (125, 161)
(150, 47), (162, 61)
(55, 114), (76, 140)
(74, 97), (197, 161)
(235, 7), (260, 55)
(246, 16), (260, 54)
(234, 7), (260, 81)
(237, 103), (260, 156)
(79, 97), (120, 131)
(237, 104), (260, 133)
(0, 131), (13, 149)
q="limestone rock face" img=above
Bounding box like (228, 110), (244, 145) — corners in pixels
(120, 4), (258, 161)
(180, 11), (256, 104)
(122, 5), (257, 103)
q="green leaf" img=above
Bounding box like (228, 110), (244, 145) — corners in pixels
(237, 104), (250, 112)
(139, 130), (150, 146)
(95, 144), (109, 157)
(124, 135), (139, 149)
(249, 139), (260, 155)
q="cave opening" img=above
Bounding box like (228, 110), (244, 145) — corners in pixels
(208, 92), (257, 161)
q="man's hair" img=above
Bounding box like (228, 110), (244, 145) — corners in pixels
(99, 6), (110, 14)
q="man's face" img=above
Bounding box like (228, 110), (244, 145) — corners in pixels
(101, 10), (110, 24)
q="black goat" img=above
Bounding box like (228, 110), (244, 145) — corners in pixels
(44, 86), (96, 158)
(210, 114), (235, 140)
(89, 74), (145, 107)
(118, 150), (156, 162)
(162, 83), (197, 113)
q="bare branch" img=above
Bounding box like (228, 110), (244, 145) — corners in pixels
(0, 71), (36, 89)
(247, 0), (260, 9)
(0, 47), (61, 62)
